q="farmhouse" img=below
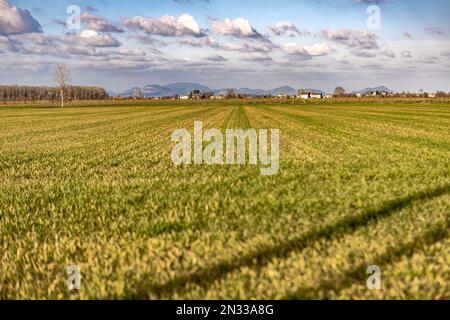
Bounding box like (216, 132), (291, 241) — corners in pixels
(298, 90), (323, 99)
(298, 90), (311, 99)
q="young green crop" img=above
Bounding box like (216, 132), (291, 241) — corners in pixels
(0, 101), (449, 299)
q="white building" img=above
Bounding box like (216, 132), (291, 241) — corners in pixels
(298, 91), (310, 99)
(298, 90), (323, 99)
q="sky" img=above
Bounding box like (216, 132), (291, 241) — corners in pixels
(0, 0), (449, 93)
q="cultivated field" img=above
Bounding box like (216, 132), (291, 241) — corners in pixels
(0, 100), (449, 299)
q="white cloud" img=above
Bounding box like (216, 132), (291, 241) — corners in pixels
(180, 37), (275, 53)
(270, 21), (309, 37)
(221, 41), (275, 53)
(79, 30), (121, 47)
(283, 42), (332, 57)
(0, 0), (42, 36)
(81, 13), (124, 33)
(211, 17), (260, 38)
(321, 29), (379, 50)
(123, 14), (205, 37)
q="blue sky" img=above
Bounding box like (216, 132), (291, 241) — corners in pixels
(1, 0), (449, 92)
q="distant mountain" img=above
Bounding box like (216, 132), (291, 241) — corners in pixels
(119, 82), (326, 97)
(165, 82), (212, 95)
(298, 88), (325, 94)
(233, 88), (269, 96)
(121, 82), (212, 97)
(356, 86), (394, 94)
(271, 86), (298, 95)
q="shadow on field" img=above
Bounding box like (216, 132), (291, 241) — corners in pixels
(126, 184), (450, 298)
(284, 220), (450, 299)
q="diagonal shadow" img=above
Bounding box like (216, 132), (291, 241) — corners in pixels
(284, 220), (450, 299)
(127, 184), (450, 298)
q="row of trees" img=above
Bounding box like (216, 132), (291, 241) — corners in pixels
(0, 64), (108, 107)
(0, 85), (109, 102)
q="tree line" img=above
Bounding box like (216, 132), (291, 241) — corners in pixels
(0, 85), (109, 102)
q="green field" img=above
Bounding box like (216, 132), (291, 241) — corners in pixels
(1, 101), (449, 299)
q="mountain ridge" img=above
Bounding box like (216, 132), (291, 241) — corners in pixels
(119, 82), (394, 97)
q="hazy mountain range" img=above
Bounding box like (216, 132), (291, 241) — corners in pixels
(118, 82), (393, 97)
(355, 86), (395, 94)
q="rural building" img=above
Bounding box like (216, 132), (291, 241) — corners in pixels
(298, 90), (311, 99)
(179, 95), (189, 100)
(298, 90), (323, 99)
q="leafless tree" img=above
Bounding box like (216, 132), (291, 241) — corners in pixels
(225, 89), (236, 99)
(54, 64), (71, 107)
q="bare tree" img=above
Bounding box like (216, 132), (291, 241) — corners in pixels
(225, 88), (236, 99)
(54, 64), (71, 108)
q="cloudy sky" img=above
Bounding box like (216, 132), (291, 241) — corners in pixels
(1, 0), (449, 93)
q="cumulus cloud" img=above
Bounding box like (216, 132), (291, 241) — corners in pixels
(5, 34), (100, 57)
(221, 41), (275, 53)
(0, 35), (21, 52)
(2, 30), (122, 59)
(81, 13), (124, 33)
(79, 29), (122, 47)
(321, 29), (379, 50)
(283, 42), (332, 57)
(211, 17), (261, 38)
(0, 0), (42, 36)
(180, 36), (276, 53)
(270, 21), (309, 37)
(123, 14), (205, 37)
(180, 37), (220, 48)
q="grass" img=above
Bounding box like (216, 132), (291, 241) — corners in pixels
(0, 100), (449, 299)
